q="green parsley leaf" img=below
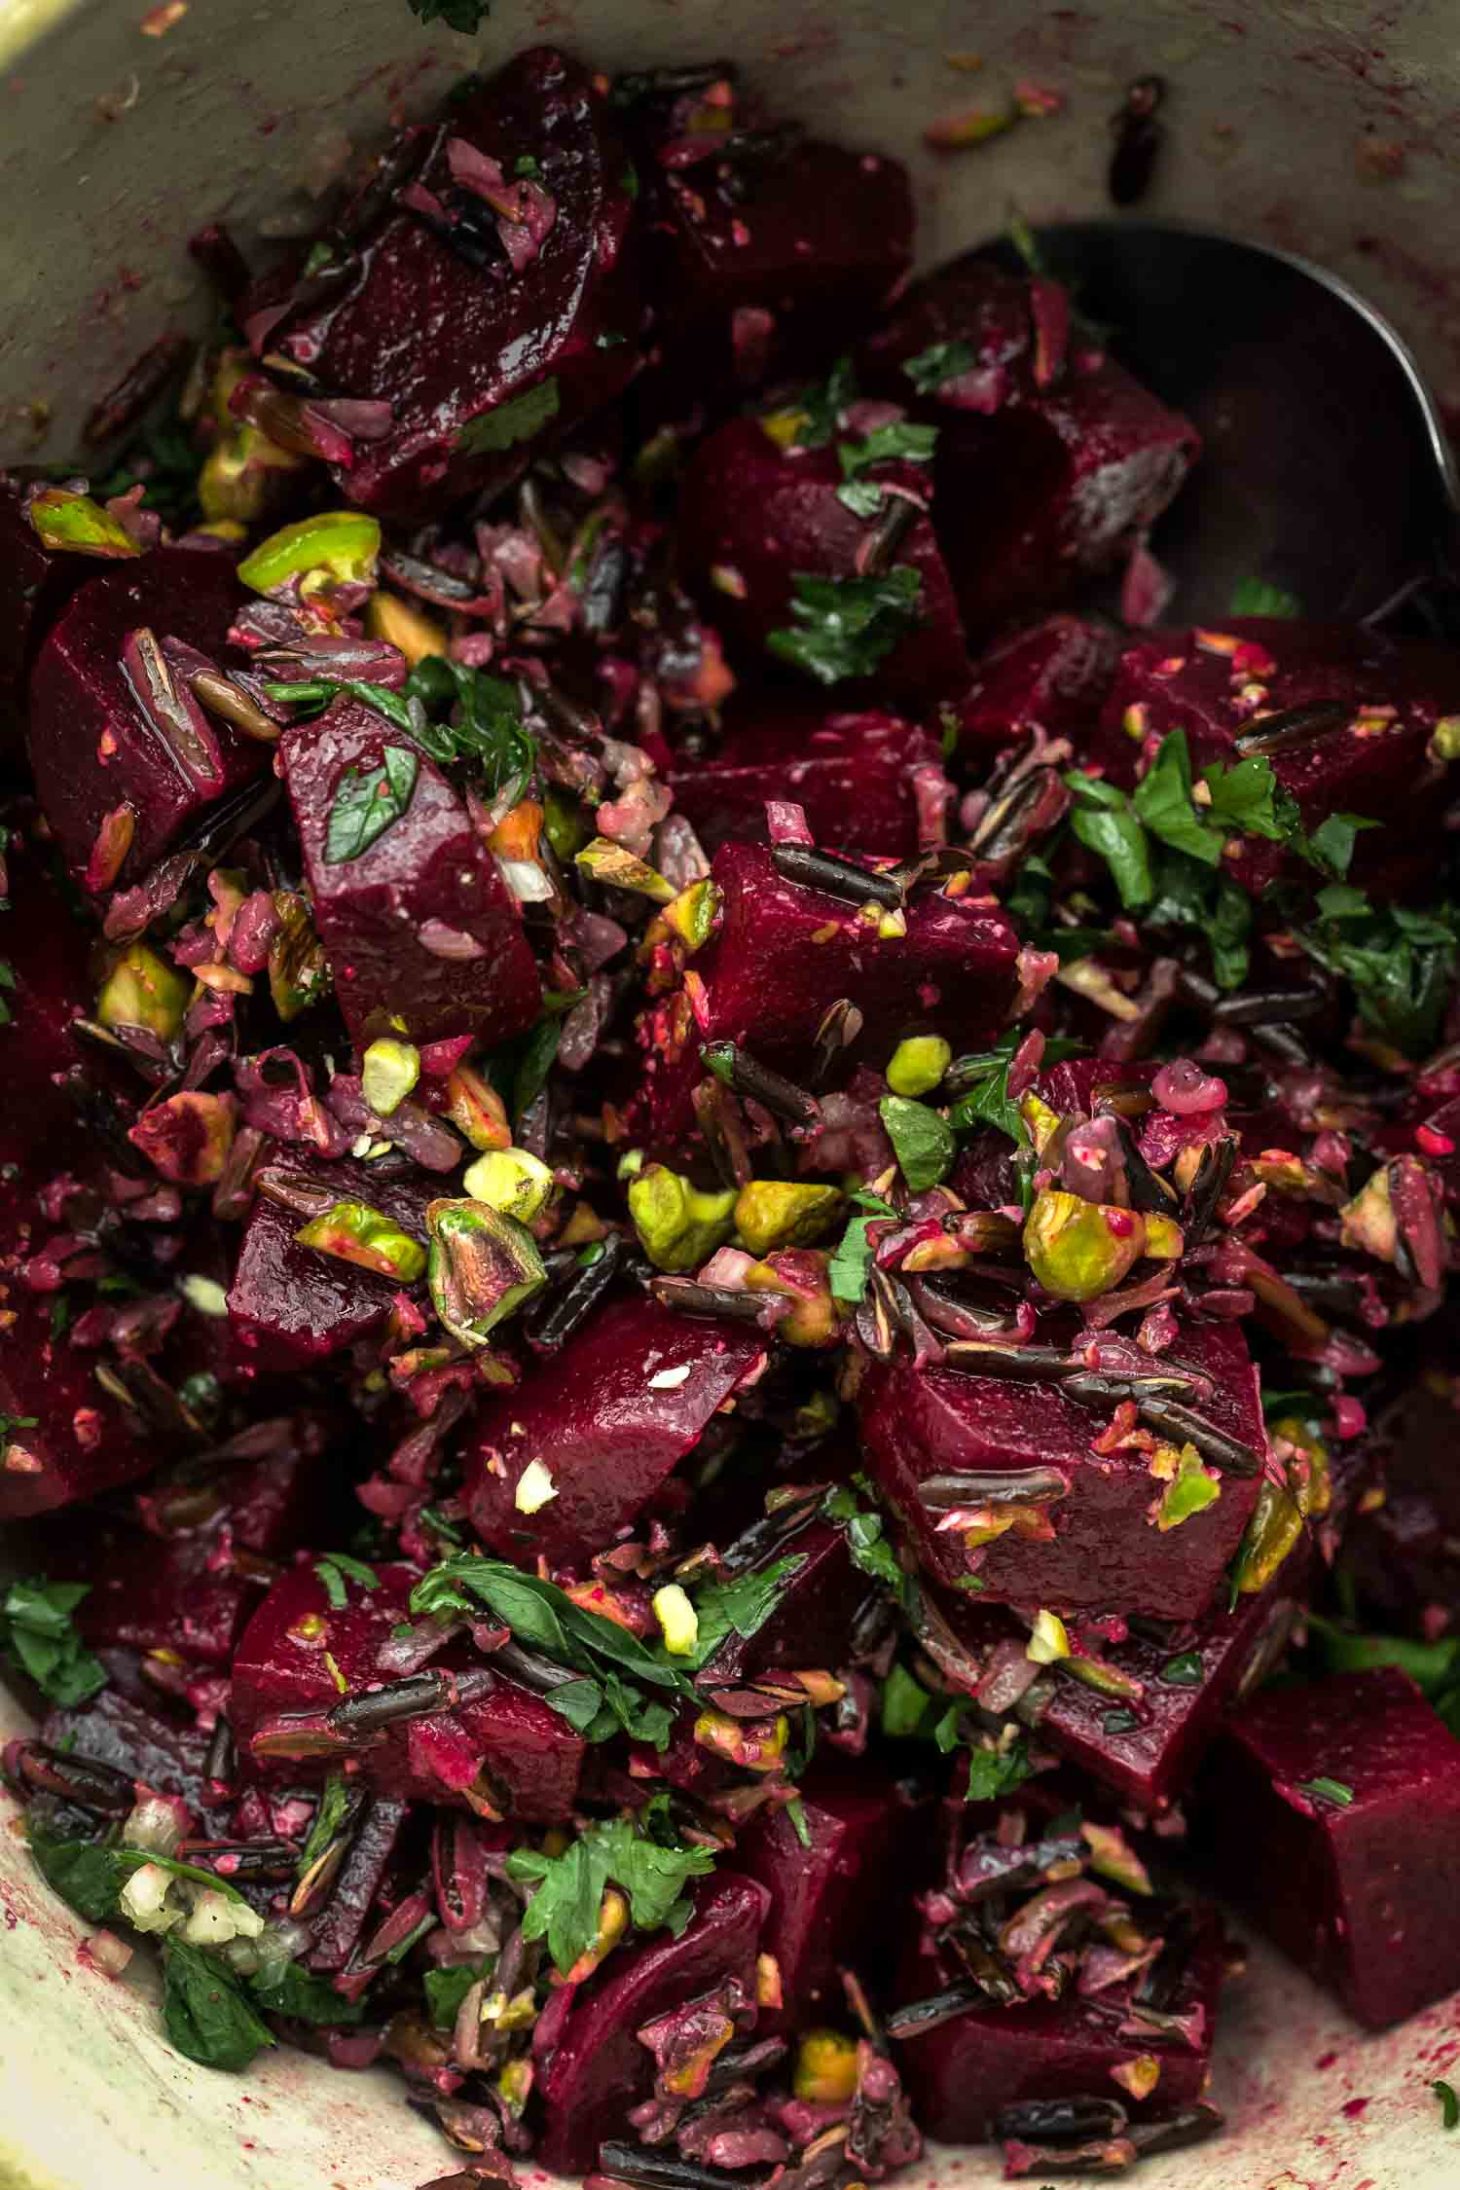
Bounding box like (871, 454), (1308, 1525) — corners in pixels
(1435, 2079), (1460, 2131)
(881, 1662), (937, 1738)
(688, 1555), (806, 1672)
(1, 1578), (106, 1707)
(324, 746), (418, 864)
(1159, 1651), (1205, 1687)
(838, 422), (939, 480)
(768, 568), (923, 686)
(507, 1814), (715, 1974)
(822, 1481), (908, 1601)
(835, 478), (884, 519)
(1294, 1775), (1354, 1808)
(1132, 731), (1220, 866)
(826, 1189), (898, 1306)
(1305, 1614), (1460, 1696)
(454, 377), (560, 456)
(1065, 770), (1152, 908)
(947, 1032), (1029, 1147)
(903, 340), (976, 394)
(161, 1937), (275, 2072)
(879, 1094), (955, 1193)
(1302, 810), (1376, 880)
(785, 1797), (812, 1849)
(402, 657), (536, 800)
(793, 357), (857, 448)
(249, 1962), (364, 2026)
(313, 1554), (379, 1611)
(965, 1735), (1033, 1804)
(1229, 576), (1301, 618)
(263, 678), (416, 732)
(1298, 896), (1459, 1055)
(424, 1960), (492, 2028)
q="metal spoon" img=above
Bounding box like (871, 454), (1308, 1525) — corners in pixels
(981, 220), (1460, 627)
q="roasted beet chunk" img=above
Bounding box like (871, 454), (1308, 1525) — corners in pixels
(227, 1158), (433, 1369)
(677, 417), (971, 705)
(229, 1561), (584, 1819)
(638, 840), (1019, 1151)
(25, 544), (263, 892)
(281, 697), (540, 1049)
(861, 258), (1198, 637)
(625, 67), (912, 406)
(957, 614), (1120, 753)
(534, 1873), (768, 2173)
(248, 48), (639, 518)
(1094, 617), (1460, 881)
(1197, 1667), (1460, 2028)
(859, 1319), (1265, 1620)
(666, 702), (943, 859)
(465, 1296), (768, 1563)
(738, 1777), (901, 2029)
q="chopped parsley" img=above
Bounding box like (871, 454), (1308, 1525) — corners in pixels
(455, 376), (560, 456)
(1159, 1651), (1205, 1687)
(1297, 893), (1459, 1056)
(822, 1480), (908, 1602)
(323, 746), (419, 864)
(1229, 576), (1301, 618)
(313, 1553), (379, 1610)
(768, 567), (923, 685)
(688, 1555), (806, 1672)
(403, 656), (537, 800)
(878, 1094), (955, 1193)
(1435, 2079), (1460, 2132)
(835, 421), (938, 513)
(1, 1578), (106, 1707)
(826, 1188), (898, 1305)
(506, 1804), (716, 1974)
(903, 340), (976, 394)
(1294, 1775), (1354, 1808)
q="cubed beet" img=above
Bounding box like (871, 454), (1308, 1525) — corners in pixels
(861, 257), (1198, 638)
(737, 1778), (900, 2029)
(1093, 618), (1460, 882)
(465, 1296), (768, 1564)
(893, 1920), (1222, 2143)
(227, 1158), (433, 1370)
(638, 839), (1019, 1152)
(677, 417), (972, 706)
(1198, 1667), (1460, 2028)
(281, 698), (540, 1052)
(533, 1872), (768, 2173)
(956, 614), (1120, 753)
(858, 1319), (1265, 1620)
(229, 1562), (584, 1820)
(0, 821), (109, 1172)
(249, 48), (640, 518)
(666, 703), (942, 859)
(25, 543), (262, 892)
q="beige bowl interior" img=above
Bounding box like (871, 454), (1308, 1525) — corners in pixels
(3, 0), (1460, 2182)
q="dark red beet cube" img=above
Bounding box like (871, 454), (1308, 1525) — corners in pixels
(638, 839), (1019, 1151)
(858, 1319), (1265, 1620)
(227, 1158), (432, 1370)
(737, 1778), (900, 2029)
(666, 702), (942, 859)
(956, 614), (1120, 753)
(1198, 1667), (1460, 2029)
(229, 1562), (583, 1820)
(1093, 618), (1460, 883)
(465, 1297), (769, 1565)
(534, 1873), (768, 2173)
(25, 543), (262, 892)
(252, 48), (639, 519)
(677, 417), (972, 706)
(281, 698), (540, 1051)
(893, 1919), (1222, 2142)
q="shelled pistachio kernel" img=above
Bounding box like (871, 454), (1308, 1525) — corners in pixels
(462, 1147), (555, 1224)
(361, 1038), (420, 1117)
(886, 1034), (952, 1097)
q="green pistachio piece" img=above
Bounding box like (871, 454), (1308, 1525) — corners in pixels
(237, 511), (381, 595)
(426, 1198), (546, 1348)
(1233, 1480), (1305, 1595)
(652, 1584), (699, 1658)
(661, 879), (723, 951)
(461, 1147), (556, 1224)
(745, 1251), (841, 1347)
(885, 1034), (952, 1098)
(733, 1180), (843, 1257)
(574, 838), (676, 902)
(267, 891), (331, 1022)
(1026, 1609), (1071, 1664)
(1339, 1164), (1398, 1264)
(295, 1200), (427, 1283)
(27, 488), (141, 559)
(97, 943), (191, 1041)
(627, 1166), (736, 1272)
(1154, 1443), (1222, 1531)
(361, 1038), (421, 1118)
(1023, 1189), (1145, 1302)
(793, 2030), (860, 2106)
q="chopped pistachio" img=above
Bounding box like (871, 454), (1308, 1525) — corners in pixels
(793, 2029), (860, 2105)
(628, 1165), (736, 1272)
(268, 891), (331, 1021)
(1273, 1414), (1332, 1521)
(745, 1250), (841, 1347)
(444, 1064), (512, 1152)
(652, 1583), (700, 1658)
(734, 1180), (843, 1257)
(1154, 1443), (1222, 1531)
(237, 510), (381, 596)
(27, 487), (141, 559)
(1141, 1212), (1185, 1260)
(462, 1147), (555, 1224)
(198, 423), (302, 524)
(660, 878), (723, 952)
(1018, 1090), (1063, 1155)
(514, 1458), (558, 1515)
(365, 590), (448, 665)
(542, 787), (591, 864)
(97, 943), (191, 1041)
(1026, 1608), (1070, 1664)
(1081, 1820), (1152, 1896)
(361, 1037), (421, 1118)
(1430, 715), (1460, 764)
(179, 1274), (229, 1318)
(427, 1198), (547, 1347)
(575, 837), (676, 902)
(1023, 1189), (1145, 1302)
(1111, 2055), (1162, 2101)
(1339, 1164), (1398, 1264)
(692, 1708), (788, 1773)
(1233, 1479), (1304, 1595)
(296, 1200), (427, 1283)
(886, 1034), (952, 1097)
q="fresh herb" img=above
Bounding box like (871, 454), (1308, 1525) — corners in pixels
(263, 677), (415, 731)
(1159, 1651), (1205, 1687)
(784, 1797), (812, 1849)
(688, 1556), (806, 1672)
(298, 1775), (352, 1876)
(768, 567), (923, 686)
(250, 1962), (364, 2026)
(403, 656), (537, 801)
(965, 1736), (1033, 1804)
(1230, 576), (1301, 618)
(835, 478), (884, 519)
(881, 1662), (938, 1738)
(506, 1807), (716, 1974)
(1065, 769), (1153, 909)
(313, 1553), (379, 1610)
(838, 421), (938, 483)
(793, 357), (857, 448)
(324, 746), (419, 864)
(1, 1578), (106, 1706)
(822, 1481), (908, 1601)
(1294, 1775), (1354, 1808)
(1435, 2080), (1460, 2132)
(29, 1835), (247, 1923)
(454, 377), (560, 456)
(879, 1094), (955, 1192)
(1298, 894), (1459, 1055)
(424, 1960), (492, 2027)
(0, 958), (14, 1027)
(1305, 1613), (1460, 1697)
(826, 1189), (898, 1305)
(514, 153), (541, 177)
(903, 340), (976, 394)
(948, 1031), (1029, 1147)
(161, 1937), (275, 2072)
